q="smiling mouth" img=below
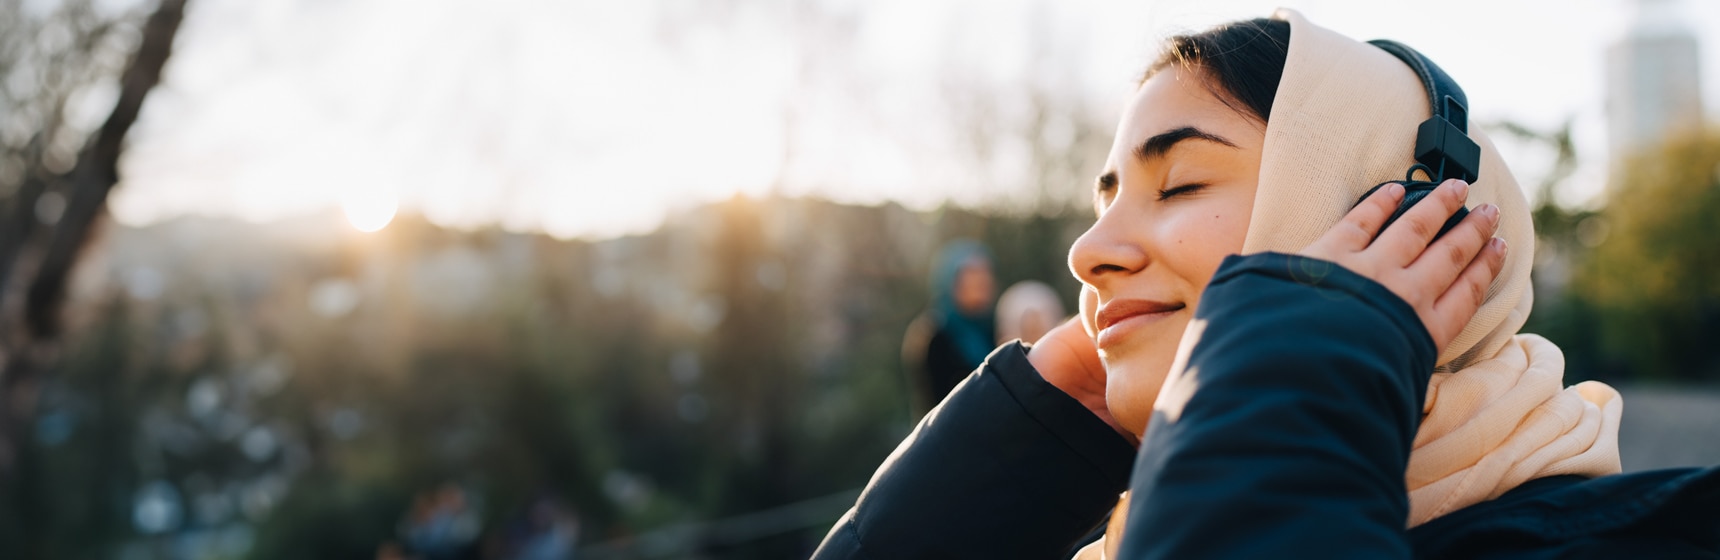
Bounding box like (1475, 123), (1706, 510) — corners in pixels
(1095, 299), (1186, 349)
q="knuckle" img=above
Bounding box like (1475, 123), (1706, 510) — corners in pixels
(1405, 216), (1437, 241)
(1341, 221), (1374, 245)
(1466, 276), (1488, 307)
(1440, 184), (1467, 208)
(1485, 253), (1505, 276)
(1421, 284), (1444, 307)
(1373, 191), (1401, 211)
(1444, 241), (1469, 267)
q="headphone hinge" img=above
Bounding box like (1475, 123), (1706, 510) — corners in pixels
(1413, 113), (1480, 184)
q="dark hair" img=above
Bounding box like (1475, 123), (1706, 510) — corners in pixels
(1144, 18), (1291, 123)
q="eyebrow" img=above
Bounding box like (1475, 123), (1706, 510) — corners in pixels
(1135, 126), (1239, 162)
(1096, 126), (1240, 193)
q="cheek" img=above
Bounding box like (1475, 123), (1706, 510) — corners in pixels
(1107, 209), (1245, 437)
(1159, 203), (1251, 296)
(1096, 198), (1250, 436)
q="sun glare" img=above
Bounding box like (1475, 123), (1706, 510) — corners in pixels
(343, 193), (398, 233)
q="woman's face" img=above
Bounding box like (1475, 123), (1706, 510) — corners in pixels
(953, 257), (997, 316)
(1070, 66), (1266, 434)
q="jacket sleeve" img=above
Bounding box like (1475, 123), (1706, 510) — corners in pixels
(1116, 253), (1437, 560)
(813, 342), (1137, 560)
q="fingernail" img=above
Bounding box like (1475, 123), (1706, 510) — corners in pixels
(1492, 237), (1507, 254)
(1452, 180), (1470, 199)
(1482, 203), (1499, 221)
(1387, 182), (1404, 197)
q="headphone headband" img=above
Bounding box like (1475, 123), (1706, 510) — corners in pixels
(1368, 39), (1481, 184)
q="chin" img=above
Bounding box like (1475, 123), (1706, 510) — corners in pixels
(1099, 327), (1185, 437)
(1102, 352), (1176, 437)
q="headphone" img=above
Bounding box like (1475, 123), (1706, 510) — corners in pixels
(1353, 40), (1480, 241)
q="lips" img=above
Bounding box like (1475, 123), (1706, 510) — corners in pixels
(1095, 298), (1186, 348)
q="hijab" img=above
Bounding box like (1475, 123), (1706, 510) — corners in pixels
(1241, 10), (1621, 525)
(930, 239), (998, 368)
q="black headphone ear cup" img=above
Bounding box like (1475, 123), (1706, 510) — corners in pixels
(1352, 181), (1470, 242)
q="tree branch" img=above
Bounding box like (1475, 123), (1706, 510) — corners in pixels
(23, 0), (186, 338)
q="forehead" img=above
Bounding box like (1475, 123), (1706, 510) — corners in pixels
(1110, 67), (1263, 161)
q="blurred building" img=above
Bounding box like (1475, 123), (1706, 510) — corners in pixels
(1606, 0), (1705, 167)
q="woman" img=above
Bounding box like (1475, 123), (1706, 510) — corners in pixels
(902, 240), (998, 416)
(815, 10), (1719, 559)
(995, 280), (1066, 346)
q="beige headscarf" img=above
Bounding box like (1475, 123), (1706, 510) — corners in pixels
(1082, 9), (1623, 558)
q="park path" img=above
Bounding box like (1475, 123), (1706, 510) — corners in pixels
(1618, 386), (1720, 472)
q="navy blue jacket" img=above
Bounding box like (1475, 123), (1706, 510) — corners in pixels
(814, 253), (1720, 559)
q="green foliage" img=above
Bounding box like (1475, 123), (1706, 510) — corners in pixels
(1574, 133), (1720, 381)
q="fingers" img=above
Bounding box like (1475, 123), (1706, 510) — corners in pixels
(1298, 175), (1510, 355)
(1327, 183), (1405, 251)
(1429, 237), (1508, 344)
(1372, 179), (1470, 266)
(1407, 202), (1500, 293)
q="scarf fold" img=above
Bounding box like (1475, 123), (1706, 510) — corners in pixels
(1406, 333), (1622, 525)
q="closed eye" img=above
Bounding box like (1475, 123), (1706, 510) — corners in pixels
(1157, 183), (1206, 201)
(1095, 172), (1118, 195)
(1093, 171), (1119, 215)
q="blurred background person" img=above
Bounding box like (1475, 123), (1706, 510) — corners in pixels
(902, 240), (998, 416)
(995, 280), (1068, 346)
(399, 483), (483, 560)
(493, 495), (580, 560)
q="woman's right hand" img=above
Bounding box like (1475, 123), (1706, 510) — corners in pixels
(1299, 179), (1507, 355)
(1028, 312), (1132, 442)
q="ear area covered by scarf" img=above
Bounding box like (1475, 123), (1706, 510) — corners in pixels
(1246, 8), (1532, 370)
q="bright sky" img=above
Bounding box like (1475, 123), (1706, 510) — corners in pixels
(109, 0), (1720, 239)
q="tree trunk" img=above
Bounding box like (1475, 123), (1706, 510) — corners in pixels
(0, 0), (188, 476)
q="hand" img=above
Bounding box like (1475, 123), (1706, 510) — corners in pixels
(1300, 179), (1508, 353)
(1028, 314), (1133, 442)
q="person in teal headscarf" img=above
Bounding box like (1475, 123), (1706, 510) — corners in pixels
(901, 239), (998, 417)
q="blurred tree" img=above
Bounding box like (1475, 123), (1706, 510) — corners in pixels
(696, 196), (802, 558)
(939, 8), (1114, 217)
(0, 0), (187, 557)
(1575, 131), (1720, 381)
(10, 298), (141, 559)
(0, 0), (186, 474)
(1493, 120), (1582, 237)
(1492, 120), (1615, 382)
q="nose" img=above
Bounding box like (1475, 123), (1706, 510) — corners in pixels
(1069, 209), (1149, 292)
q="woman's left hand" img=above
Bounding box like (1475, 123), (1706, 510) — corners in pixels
(1299, 179), (1507, 354)
(1028, 314), (1132, 441)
